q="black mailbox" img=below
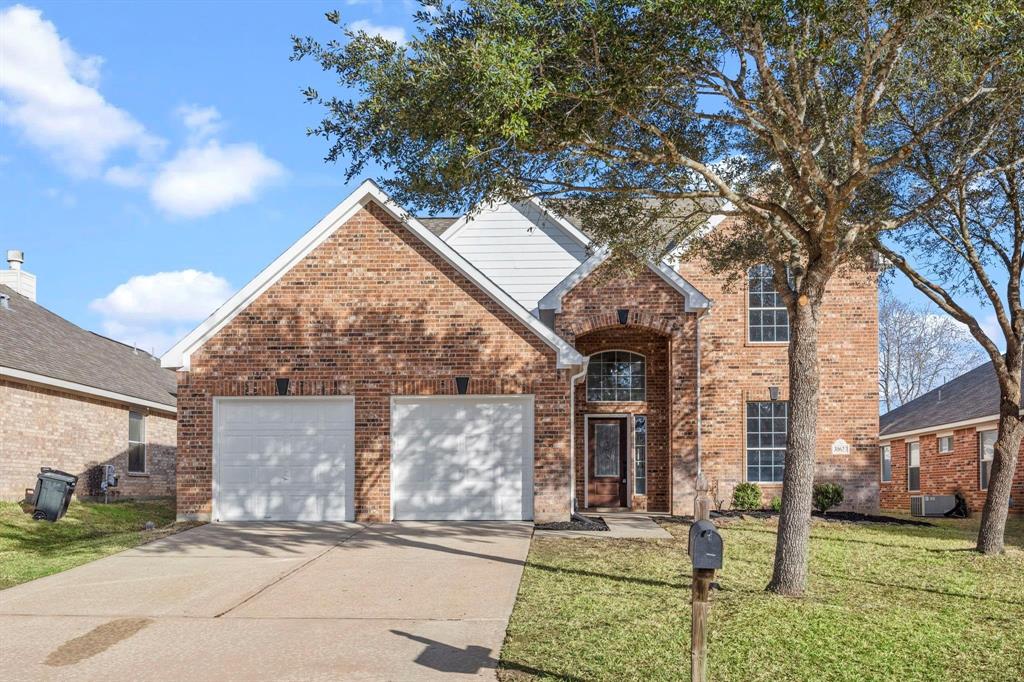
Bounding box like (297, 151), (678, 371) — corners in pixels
(688, 519), (723, 570)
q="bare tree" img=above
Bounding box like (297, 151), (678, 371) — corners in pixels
(873, 108), (1023, 554)
(879, 292), (984, 412)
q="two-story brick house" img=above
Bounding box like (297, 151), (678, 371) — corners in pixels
(162, 180), (878, 523)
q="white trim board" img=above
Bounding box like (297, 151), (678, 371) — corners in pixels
(161, 180), (584, 371)
(1, 366), (176, 414)
(538, 247), (712, 314)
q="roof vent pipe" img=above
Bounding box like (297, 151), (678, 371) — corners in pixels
(0, 293), (9, 310)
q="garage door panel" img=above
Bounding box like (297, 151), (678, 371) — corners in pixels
(391, 396), (533, 521)
(214, 398), (355, 522)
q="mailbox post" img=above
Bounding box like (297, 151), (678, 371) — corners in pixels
(689, 475), (723, 682)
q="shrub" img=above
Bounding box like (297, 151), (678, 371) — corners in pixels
(770, 496), (782, 513)
(813, 482), (844, 514)
(732, 482), (762, 510)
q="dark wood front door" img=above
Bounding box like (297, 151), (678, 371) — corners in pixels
(588, 418), (628, 507)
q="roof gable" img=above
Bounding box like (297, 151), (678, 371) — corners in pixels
(161, 180), (584, 370)
(538, 247), (711, 314)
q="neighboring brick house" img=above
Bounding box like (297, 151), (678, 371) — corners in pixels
(880, 362), (1024, 514)
(162, 181), (878, 523)
(0, 253), (177, 501)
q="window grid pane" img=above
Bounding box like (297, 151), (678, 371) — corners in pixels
(634, 415), (647, 495)
(907, 442), (920, 491)
(748, 265), (790, 343)
(881, 445), (892, 482)
(745, 401), (787, 483)
(587, 351), (646, 402)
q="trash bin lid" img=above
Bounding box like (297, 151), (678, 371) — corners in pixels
(38, 469), (78, 484)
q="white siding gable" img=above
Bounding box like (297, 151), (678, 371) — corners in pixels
(444, 201), (589, 313)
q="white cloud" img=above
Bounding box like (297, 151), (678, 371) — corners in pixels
(150, 141), (285, 218)
(104, 164), (149, 188)
(91, 269), (232, 321)
(176, 104), (223, 143)
(350, 19), (406, 43)
(90, 270), (233, 354)
(0, 5), (163, 175)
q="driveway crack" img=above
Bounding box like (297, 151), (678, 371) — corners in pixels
(213, 524), (374, 618)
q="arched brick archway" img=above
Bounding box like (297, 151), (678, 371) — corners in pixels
(561, 308), (677, 341)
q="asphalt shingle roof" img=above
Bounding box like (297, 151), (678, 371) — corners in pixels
(879, 361), (1006, 436)
(417, 217), (458, 236)
(0, 285), (177, 408)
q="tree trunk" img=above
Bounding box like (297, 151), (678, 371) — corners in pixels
(767, 297), (820, 597)
(977, 390), (1023, 554)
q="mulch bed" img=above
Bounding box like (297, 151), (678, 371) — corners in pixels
(536, 514), (610, 531)
(664, 509), (934, 527)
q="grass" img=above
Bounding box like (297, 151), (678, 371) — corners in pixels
(0, 498), (186, 589)
(499, 514), (1024, 682)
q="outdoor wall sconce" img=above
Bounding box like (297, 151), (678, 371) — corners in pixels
(276, 378), (290, 396)
(455, 376), (470, 395)
(617, 308), (629, 325)
(768, 385), (780, 401)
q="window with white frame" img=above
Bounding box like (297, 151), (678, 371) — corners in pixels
(128, 411), (146, 474)
(979, 429), (996, 490)
(634, 415), (647, 495)
(748, 264), (790, 343)
(586, 351), (646, 402)
(937, 435), (954, 454)
(907, 441), (920, 491)
(880, 445), (892, 482)
(746, 401), (787, 483)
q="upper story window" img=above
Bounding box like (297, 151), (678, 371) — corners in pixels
(748, 264), (790, 343)
(586, 351), (646, 402)
(128, 411), (146, 474)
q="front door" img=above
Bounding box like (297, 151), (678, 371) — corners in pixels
(588, 418), (628, 507)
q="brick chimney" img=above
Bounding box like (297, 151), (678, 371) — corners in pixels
(0, 250), (37, 301)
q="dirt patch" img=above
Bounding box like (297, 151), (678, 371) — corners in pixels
(45, 618), (152, 666)
(536, 514), (609, 531)
(664, 510), (934, 527)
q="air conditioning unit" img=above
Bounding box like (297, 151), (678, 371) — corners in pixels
(910, 495), (956, 517)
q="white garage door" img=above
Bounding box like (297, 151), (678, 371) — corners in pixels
(214, 398), (355, 522)
(390, 396), (534, 520)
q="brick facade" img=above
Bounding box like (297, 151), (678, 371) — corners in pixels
(679, 257), (880, 512)
(0, 379), (176, 501)
(553, 262), (698, 514)
(880, 429), (1024, 514)
(177, 203), (572, 523)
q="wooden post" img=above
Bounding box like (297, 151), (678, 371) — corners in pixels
(691, 473), (714, 682)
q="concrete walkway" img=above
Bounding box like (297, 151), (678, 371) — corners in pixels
(535, 512), (672, 539)
(0, 521), (532, 681)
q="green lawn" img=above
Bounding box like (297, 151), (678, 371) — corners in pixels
(0, 498), (185, 589)
(500, 515), (1024, 682)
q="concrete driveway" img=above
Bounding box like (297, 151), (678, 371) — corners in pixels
(0, 522), (532, 681)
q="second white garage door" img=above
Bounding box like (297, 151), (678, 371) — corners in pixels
(390, 396), (534, 520)
(214, 397), (355, 522)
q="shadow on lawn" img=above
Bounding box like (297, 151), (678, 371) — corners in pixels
(819, 571), (1024, 607)
(530, 561), (686, 590)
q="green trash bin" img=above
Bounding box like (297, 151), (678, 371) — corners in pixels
(32, 468), (78, 522)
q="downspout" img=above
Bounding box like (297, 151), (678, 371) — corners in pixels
(569, 358), (589, 514)
(695, 306), (711, 476)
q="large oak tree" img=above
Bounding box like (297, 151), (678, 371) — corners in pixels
(294, 0), (1019, 595)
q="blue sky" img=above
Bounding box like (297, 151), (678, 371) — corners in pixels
(0, 1), (1005, 357)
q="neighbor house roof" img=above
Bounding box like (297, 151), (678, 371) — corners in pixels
(417, 217), (458, 236)
(879, 361), (1008, 439)
(161, 180), (585, 371)
(0, 285), (177, 412)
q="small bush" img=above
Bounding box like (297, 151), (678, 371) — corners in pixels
(732, 482), (762, 510)
(813, 482), (844, 514)
(770, 496), (782, 513)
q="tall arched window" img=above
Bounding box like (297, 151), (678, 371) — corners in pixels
(587, 351), (646, 402)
